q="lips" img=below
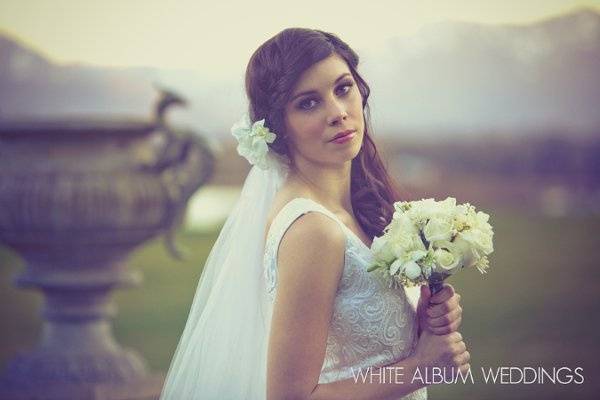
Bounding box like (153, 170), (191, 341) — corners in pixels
(330, 129), (356, 142)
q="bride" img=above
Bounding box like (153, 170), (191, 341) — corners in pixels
(160, 28), (468, 400)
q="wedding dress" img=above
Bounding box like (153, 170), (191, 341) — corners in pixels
(160, 163), (428, 400)
(263, 197), (428, 399)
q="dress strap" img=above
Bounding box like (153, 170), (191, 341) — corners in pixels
(263, 198), (346, 299)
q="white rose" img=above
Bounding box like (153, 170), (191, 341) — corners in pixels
(432, 240), (464, 273)
(451, 235), (477, 268)
(423, 217), (454, 244)
(433, 248), (460, 271)
(403, 260), (422, 280)
(438, 197), (457, 215)
(387, 216), (421, 256)
(407, 198), (437, 225)
(371, 235), (396, 264)
(458, 224), (493, 255)
(390, 213), (415, 234)
(408, 249), (428, 262)
(394, 234), (427, 259)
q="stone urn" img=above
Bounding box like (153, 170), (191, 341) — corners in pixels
(0, 91), (214, 399)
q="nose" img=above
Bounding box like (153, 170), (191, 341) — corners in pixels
(326, 97), (348, 126)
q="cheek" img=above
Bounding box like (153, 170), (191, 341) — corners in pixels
(286, 113), (327, 156)
(289, 113), (324, 141)
(351, 99), (365, 136)
(354, 110), (366, 151)
(350, 94), (364, 118)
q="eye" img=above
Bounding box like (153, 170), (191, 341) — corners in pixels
(298, 98), (319, 111)
(335, 81), (354, 96)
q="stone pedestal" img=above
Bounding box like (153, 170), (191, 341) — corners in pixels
(0, 373), (165, 400)
(0, 96), (213, 399)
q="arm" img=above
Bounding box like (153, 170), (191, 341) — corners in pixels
(311, 330), (469, 400)
(267, 212), (345, 399)
(309, 356), (426, 400)
(267, 213), (438, 400)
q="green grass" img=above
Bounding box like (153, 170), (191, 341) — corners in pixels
(1, 209), (599, 399)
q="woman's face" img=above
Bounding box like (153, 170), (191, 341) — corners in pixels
(283, 53), (364, 168)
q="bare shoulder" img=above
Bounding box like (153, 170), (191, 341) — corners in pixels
(267, 182), (345, 267)
(266, 183), (310, 229)
(265, 182), (310, 237)
(267, 203), (347, 397)
(276, 211), (346, 298)
(280, 211), (346, 255)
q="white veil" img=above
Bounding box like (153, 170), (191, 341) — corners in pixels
(160, 157), (289, 399)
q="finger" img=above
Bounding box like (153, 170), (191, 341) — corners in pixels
(446, 331), (463, 343)
(428, 307), (461, 328)
(431, 291), (461, 309)
(453, 350), (470, 367)
(459, 363), (471, 374)
(427, 297), (461, 318)
(450, 341), (467, 356)
(421, 284), (432, 300)
(429, 317), (462, 335)
(462, 351), (471, 364)
(430, 284), (455, 304)
(450, 316), (462, 333)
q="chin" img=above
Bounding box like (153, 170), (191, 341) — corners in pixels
(321, 149), (358, 167)
(332, 147), (360, 167)
(319, 133), (364, 165)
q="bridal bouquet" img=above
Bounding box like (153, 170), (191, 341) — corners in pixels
(367, 197), (494, 294)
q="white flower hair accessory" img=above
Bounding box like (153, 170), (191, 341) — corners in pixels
(231, 113), (277, 170)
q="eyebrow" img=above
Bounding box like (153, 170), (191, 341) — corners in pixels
(289, 72), (352, 102)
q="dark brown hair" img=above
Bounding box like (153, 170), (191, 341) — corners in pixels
(245, 28), (402, 238)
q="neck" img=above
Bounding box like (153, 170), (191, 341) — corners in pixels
(287, 156), (353, 215)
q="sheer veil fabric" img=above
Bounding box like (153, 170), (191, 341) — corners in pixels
(160, 160), (288, 399)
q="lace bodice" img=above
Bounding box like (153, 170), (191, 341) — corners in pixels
(263, 198), (427, 400)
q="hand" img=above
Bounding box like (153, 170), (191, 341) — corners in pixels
(413, 329), (471, 377)
(417, 284), (463, 335)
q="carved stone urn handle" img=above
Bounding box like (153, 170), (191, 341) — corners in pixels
(147, 86), (215, 259)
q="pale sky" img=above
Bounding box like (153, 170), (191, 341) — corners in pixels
(1, 0), (599, 77)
